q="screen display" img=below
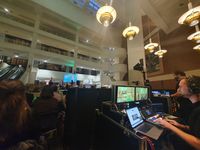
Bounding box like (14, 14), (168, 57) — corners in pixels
(116, 86), (135, 103)
(135, 87), (149, 101)
(63, 73), (77, 83)
(126, 107), (143, 128)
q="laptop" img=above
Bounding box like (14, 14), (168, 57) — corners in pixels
(126, 107), (163, 140)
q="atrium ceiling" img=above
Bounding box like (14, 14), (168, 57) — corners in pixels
(0, 0), (200, 47)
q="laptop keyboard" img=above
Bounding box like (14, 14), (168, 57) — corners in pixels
(137, 124), (152, 133)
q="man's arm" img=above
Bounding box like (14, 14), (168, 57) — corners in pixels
(156, 118), (200, 150)
(169, 124), (200, 150)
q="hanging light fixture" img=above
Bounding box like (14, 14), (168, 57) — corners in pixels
(193, 44), (200, 50)
(187, 25), (200, 43)
(96, 2), (117, 27)
(122, 22), (139, 40)
(144, 16), (158, 53)
(144, 38), (159, 53)
(154, 45), (167, 58)
(178, 0), (200, 26)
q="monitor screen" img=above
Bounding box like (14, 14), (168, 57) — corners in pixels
(135, 87), (149, 101)
(63, 73), (77, 83)
(116, 86), (135, 103)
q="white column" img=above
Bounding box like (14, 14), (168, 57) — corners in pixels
(27, 15), (40, 83)
(126, 0), (146, 85)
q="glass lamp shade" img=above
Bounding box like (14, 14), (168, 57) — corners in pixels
(193, 44), (200, 50)
(154, 46), (167, 58)
(96, 5), (117, 27)
(178, 3), (200, 26)
(187, 31), (200, 42)
(144, 38), (158, 53)
(122, 25), (139, 40)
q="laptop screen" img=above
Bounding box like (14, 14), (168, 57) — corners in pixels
(126, 107), (143, 128)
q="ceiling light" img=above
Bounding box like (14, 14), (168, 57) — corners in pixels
(4, 8), (9, 13)
(154, 45), (167, 58)
(187, 25), (200, 42)
(122, 22), (139, 40)
(188, 31), (200, 41)
(178, 2), (200, 26)
(144, 38), (158, 53)
(14, 55), (19, 58)
(193, 44), (200, 50)
(96, 4), (117, 27)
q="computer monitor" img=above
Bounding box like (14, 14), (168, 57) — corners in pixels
(135, 86), (149, 101)
(116, 85), (135, 103)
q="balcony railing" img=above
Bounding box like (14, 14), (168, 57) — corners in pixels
(4, 34), (32, 47)
(0, 11), (34, 27)
(36, 43), (74, 57)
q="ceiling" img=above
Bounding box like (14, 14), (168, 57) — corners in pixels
(0, 0), (200, 43)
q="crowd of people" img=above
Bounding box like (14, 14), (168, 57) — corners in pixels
(0, 80), (66, 149)
(1, 72), (200, 150)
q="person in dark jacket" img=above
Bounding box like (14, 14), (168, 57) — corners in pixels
(32, 85), (64, 135)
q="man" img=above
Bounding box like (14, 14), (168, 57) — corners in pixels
(171, 71), (192, 123)
(156, 76), (200, 150)
(171, 70), (186, 97)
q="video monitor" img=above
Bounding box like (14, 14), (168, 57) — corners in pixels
(116, 86), (135, 103)
(63, 73), (77, 83)
(135, 86), (149, 101)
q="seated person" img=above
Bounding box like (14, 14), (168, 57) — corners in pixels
(171, 71), (193, 124)
(32, 85), (65, 135)
(155, 76), (200, 150)
(51, 85), (66, 108)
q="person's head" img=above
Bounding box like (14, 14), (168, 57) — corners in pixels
(178, 76), (200, 99)
(0, 80), (30, 138)
(40, 85), (53, 99)
(174, 71), (186, 81)
(51, 85), (58, 92)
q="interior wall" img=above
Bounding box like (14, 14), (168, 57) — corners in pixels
(147, 26), (200, 90)
(161, 26), (200, 74)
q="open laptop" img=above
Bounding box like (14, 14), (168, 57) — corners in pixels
(126, 107), (163, 140)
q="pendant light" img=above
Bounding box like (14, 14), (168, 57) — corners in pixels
(144, 38), (159, 53)
(144, 17), (158, 53)
(178, 0), (200, 27)
(154, 33), (167, 58)
(187, 25), (200, 43)
(193, 44), (200, 50)
(96, 0), (117, 27)
(154, 45), (167, 58)
(122, 22), (139, 40)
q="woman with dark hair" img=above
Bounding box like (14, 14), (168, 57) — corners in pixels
(0, 80), (31, 149)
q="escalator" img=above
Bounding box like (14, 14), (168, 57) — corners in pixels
(0, 65), (14, 79)
(0, 65), (25, 80)
(9, 66), (25, 79)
